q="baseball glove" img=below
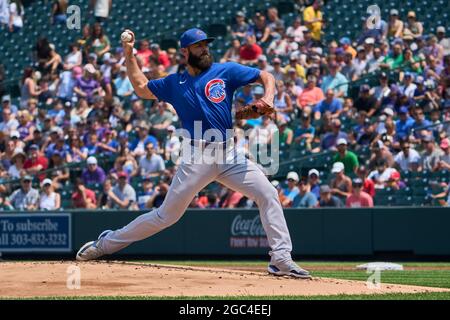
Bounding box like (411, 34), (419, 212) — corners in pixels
(236, 99), (275, 120)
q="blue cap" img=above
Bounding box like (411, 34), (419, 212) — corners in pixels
(399, 106), (409, 114)
(179, 28), (215, 49)
(339, 37), (351, 45)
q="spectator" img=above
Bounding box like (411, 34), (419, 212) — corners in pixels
(294, 113), (314, 147)
(231, 11), (250, 40)
(90, 0), (111, 23)
(333, 138), (359, 175)
(4, 175), (39, 210)
(273, 80), (293, 122)
(436, 26), (450, 56)
(250, 12), (270, 44)
(149, 101), (173, 141)
(150, 43), (170, 69)
(39, 178), (61, 210)
(303, 0), (323, 42)
(50, 0), (68, 25)
(339, 37), (356, 59)
(130, 121), (158, 158)
(318, 185), (343, 207)
(7, 149), (26, 179)
(281, 171), (300, 207)
(368, 159), (398, 189)
(421, 135), (444, 172)
(20, 67), (42, 109)
(321, 119), (348, 150)
(292, 179), (318, 208)
(146, 181), (169, 208)
(346, 178), (374, 208)
(330, 162), (352, 201)
(239, 34), (263, 65)
(366, 47), (385, 73)
(437, 138), (450, 170)
(380, 42), (404, 69)
(286, 17), (308, 43)
(72, 178), (97, 209)
(387, 9), (403, 38)
(220, 189), (244, 208)
(85, 22), (110, 59)
(395, 106), (415, 140)
(8, 0), (24, 33)
(114, 66), (134, 99)
(403, 11), (423, 41)
(136, 177), (155, 210)
(221, 38), (241, 63)
(270, 57), (285, 81)
(308, 169), (321, 200)
(106, 172), (137, 209)
(139, 142), (165, 177)
(0, 0), (9, 28)
(136, 40), (152, 68)
(411, 107), (432, 141)
(0, 103), (19, 136)
(297, 75), (324, 109)
(313, 89), (342, 121)
(73, 64), (102, 104)
(321, 62), (348, 98)
(23, 144), (48, 181)
(394, 139), (421, 172)
(81, 156), (106, 185)
(356, 166), (375, 198)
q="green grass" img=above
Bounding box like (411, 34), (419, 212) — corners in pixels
(5, 292), (450, 300)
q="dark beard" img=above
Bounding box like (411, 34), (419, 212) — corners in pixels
(188, 50), (213, 71)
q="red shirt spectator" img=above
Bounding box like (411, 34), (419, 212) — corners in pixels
(363, 178), (375, 197)
(72, 180), (97, 209)
(151, 44), (170, 68)
(346, 178), (374, 208)
(239, 35), (263, 63)
(23, 145), (48, 181)
(136, 40), (153, 68)
(221, 190), (244, 208)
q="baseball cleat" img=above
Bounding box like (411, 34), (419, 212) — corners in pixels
(76, 230), (111, 261)
(268, 261), (312, 279)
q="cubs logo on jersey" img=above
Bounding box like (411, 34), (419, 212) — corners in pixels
(205, 79), (226, 103)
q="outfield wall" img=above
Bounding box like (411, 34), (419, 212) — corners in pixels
(1, 208), (450, 256)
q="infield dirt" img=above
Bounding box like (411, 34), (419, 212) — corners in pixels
(0, 261), (448, 298)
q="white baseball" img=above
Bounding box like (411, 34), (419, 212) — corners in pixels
(121, 31), (132, 42)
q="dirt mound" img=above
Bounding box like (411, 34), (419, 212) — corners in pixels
(0, 261), (447, 298)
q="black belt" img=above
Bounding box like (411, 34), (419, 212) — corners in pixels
(189, 137), (237, 148)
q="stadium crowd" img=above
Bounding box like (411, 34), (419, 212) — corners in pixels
(0, 0), (450, 211)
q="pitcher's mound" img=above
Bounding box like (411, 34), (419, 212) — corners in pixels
(0, 261), (446, 298)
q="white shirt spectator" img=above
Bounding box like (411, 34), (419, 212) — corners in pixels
(0, 117), (19, 134)
(394, 148), (421, 171)
(39, 192), (59, 210)
(286, 25), (308, 42)
(0, 0), (9, 25)
(399, 83), (417, 98)
(9, 1), (24, 28)
(368, 168), (397, 189)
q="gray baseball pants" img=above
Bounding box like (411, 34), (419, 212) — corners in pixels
(99, 140), (294, 264)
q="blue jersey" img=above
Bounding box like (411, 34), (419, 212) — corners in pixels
(147, 62), (261, 141)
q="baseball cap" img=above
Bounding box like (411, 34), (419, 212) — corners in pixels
(390, 171), (401, 181)
(404, 72), (413, 78)
(86, 156), (98, 165)
(72, 66), (82, 76)
(286, 171), (299, 182)
(415, 75), (425, 84)
(352, 177), (363, 186)
(339, 37), (351, 45)
(120, 66), (127, 72)
(236, 11), (245, 17)
(380, 72), (388, 79)
(308, 169), (320, 177)
(364, 37), (375, 45)
(29, 144), (39, 151)
(88, 53), (97, 61)
(335, 47), (345, 55)
(437, 26), (446, 33)
(2, 95), (11, 103)
(83, 64), (96, 74)
(331, 162), (345, 173)
(390, 9), (399, 15)
(271, 180), (280, 188)
(10, 131), (20, 139)
(399, 106), (409, 114)
(258, 55), (267, 62)
(360, 84), (370, 92)
(320, 185), (331, 193)
(253, 85), (265, 95)
(180, 28), (215, 49)
(41, 178), (52, 187)
(440, 138), (449, 149)
(383, 108), (394, 117)
(272, 57), (282, 64)
(167, 125), (176, 132)
(118, 171), (128, 179)
(119, 131), (128, 139)
(23, 175), (33, 182)
(422, 135), (435, 143)
(337, 138), (347, 146)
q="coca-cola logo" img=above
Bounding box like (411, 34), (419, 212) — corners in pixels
(231, 215), (266, 236)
